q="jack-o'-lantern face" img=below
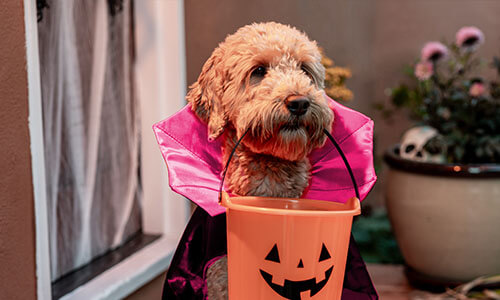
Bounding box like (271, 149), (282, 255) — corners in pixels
(259, 243), (334, 300)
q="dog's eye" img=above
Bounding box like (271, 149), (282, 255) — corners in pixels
(301, 65), (313, 79)
(251, 66), (267, 78)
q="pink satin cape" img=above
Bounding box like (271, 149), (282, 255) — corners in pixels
(153, 96), (377, 216)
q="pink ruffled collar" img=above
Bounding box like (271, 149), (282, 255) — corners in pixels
(154, 96), (376, 216)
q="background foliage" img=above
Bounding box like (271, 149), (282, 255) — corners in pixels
(378, 30), (500, 164)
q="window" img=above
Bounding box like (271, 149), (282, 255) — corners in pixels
(25, 0), (190, 299)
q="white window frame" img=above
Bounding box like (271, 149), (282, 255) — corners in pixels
(24, 0), (190, 299)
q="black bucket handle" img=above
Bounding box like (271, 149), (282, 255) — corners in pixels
(218, 128), (360, 202)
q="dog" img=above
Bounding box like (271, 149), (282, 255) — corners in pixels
(186, 22), (333, 300)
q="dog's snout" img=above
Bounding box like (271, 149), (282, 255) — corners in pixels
(286, 96), (310, 116)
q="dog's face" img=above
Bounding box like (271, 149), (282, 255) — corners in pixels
(188, 22), (333, 161)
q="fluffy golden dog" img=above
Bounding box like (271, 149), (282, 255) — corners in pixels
(187, 22), (333, 299)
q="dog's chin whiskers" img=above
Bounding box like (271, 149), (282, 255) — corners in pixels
(281, 124), (300, 132)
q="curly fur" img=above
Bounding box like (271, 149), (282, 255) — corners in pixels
(186, 22), (334, 299)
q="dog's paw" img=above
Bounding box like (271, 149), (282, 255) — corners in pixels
(206, 256), (228, 300)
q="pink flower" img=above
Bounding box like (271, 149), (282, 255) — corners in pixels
(469, 82), (485, 97)
(421, 42), (449, 62)
(414, 61), (434, 80)
(456, 26), (484, 51)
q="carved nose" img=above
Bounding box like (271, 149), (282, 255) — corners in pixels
(286, 96), (310, 116)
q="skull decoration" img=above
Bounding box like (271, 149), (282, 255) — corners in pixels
(400, 126), (445, 163)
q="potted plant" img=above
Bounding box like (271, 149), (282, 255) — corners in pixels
(380, 26), (500, 289)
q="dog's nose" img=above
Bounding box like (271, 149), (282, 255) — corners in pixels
(286, 96), (310, 116)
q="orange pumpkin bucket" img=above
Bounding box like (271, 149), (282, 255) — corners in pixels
(219, 130), (361, 300)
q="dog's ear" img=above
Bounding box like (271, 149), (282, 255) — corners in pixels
(186, 47), (227, 141)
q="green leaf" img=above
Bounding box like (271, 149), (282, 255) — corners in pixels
(454, 146), (465, 161)
(403, 64), (415, 77)
(391, 86), (410, 107)
(493, 57), (500, 75)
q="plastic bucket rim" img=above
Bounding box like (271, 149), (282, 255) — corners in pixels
(220, 192), (361, 217)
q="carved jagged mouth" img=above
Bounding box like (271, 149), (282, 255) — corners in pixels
(259, 266), (334, 300)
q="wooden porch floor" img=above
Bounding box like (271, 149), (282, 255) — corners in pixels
(367, 264), (415, 299)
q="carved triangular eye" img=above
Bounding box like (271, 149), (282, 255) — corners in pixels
(297, 259), (304, 268)
(319, 243), (331, 261)
(265, 244), (280, 263)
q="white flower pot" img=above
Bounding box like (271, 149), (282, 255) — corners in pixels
(384, 147), (500, 286)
